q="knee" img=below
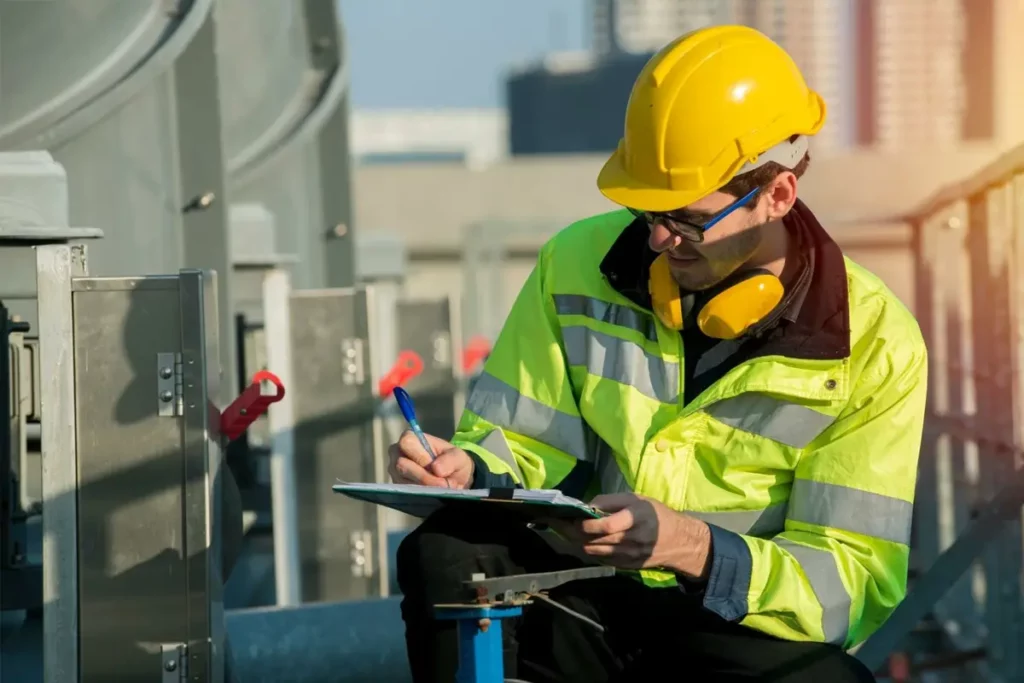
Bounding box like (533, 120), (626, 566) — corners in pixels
(395, 508), (477, 595)
(395, 506), (519, 603)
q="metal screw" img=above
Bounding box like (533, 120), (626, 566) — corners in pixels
(159, 390), (174, 402)
(159, 367), (173, 379)
(165, 659), (177, 672)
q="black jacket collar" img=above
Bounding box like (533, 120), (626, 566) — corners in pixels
(598, 199), (851, 361)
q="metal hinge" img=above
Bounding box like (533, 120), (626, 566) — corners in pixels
(340, 338), (366, 386)
(156, 353), (184, 417)
(430, 331), (451, 368)
(160, 643), (188, 682)
(350, 529), (374, 578)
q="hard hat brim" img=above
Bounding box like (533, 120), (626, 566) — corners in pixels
(597, 146), (706, 213)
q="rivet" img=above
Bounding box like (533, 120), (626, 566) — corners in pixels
(825, 379), (837, 390)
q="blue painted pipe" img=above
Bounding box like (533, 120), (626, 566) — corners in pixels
(226, 597), (412, 683)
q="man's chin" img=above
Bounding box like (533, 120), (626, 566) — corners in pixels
(671, 270), (718, 292)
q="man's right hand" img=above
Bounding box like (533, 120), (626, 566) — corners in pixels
(387, 430), (475, 489)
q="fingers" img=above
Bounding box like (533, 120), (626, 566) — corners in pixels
(429, 450), (468, 479)
(589, 493), (641, 514)
(581, 508), (634, 536)
(389, 454), (449, 487)
(386, 441), (446, 486)
(396, 430), (436, 467)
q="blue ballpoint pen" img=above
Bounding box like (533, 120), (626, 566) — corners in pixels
(393, 387), (451, 488)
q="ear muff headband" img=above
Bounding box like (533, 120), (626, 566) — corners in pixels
(648, 253), (784, 340)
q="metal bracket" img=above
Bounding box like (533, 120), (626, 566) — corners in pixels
(160, 643), (188, 682)
(340, 338), (366, 386)
(156, 353), (184, 417)
(464, 566), (615, 603)
(349, 529), (373, 578)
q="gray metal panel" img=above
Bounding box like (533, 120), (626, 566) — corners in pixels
(71, 271), (223, 683)
(233, 146), (326, 289)
(302, 0), (355, 287)
(174, 10), (236, 402)
(49, 71), (185, 277)
(215, 0), (309, 167)
(72, 276), (189, 683)
(0, 1), (166, 134)
(233, 269), (268, 324)
(289, 288), (382, 602)
(396, 298), (459, 439)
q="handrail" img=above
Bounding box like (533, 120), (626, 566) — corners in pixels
(905, 140), (1024, 221)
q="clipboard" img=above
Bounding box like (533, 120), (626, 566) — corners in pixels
(332, 481), (606, 521)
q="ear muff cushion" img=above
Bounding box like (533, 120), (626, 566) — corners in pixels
(648, 253), (683, 330)
(697, 270), (784, 340)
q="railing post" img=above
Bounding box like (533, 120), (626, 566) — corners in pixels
(965, 184), (1024, 680)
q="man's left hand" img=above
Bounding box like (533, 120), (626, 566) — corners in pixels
(572, 493), (713, 577)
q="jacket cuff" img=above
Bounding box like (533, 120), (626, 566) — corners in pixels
(701, 524), (752, 622)
(465, 451), (519, 490)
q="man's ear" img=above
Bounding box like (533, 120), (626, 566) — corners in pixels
(764, 171), (798, 220)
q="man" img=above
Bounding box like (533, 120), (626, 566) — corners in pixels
(390, 25), (927, 683)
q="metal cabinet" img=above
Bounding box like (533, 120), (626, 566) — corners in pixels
(396, 297), (462, 439)
(37, 245), (225, 683)
(289, 286), (387, 602)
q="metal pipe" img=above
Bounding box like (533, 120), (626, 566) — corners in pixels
(225, 597), (411, 683)
(261, 268), (302, 606)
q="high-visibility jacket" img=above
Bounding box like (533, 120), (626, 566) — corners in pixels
(451, 205), (928, 649)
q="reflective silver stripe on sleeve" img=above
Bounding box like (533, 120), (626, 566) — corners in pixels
(788, 480), (913, 545)
(465, 372), (595, 462)
(775, 540), (851, 645)
(686, 502), (788, 537)
(704, 393), (836, 448)
(562, 326), (679, 404)
(553, 294), (659, 343)
(596, 441), (632, 494)
(475, 428), (526, 484)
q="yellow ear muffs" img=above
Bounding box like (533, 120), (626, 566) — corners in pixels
(697, 271), (784, 340)
(648, 252), (684, 330)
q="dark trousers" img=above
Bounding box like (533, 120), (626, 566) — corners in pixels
(396, 507), (877, 683)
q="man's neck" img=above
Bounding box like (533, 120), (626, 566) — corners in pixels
(745, 218), (790, 280)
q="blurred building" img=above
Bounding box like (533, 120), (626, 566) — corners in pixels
(510, 0), (1020, 156)
(350, 109), (508, 167)
(510, 0), (857, 155)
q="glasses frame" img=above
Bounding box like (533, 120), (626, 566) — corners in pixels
(629, 185), (762, 243)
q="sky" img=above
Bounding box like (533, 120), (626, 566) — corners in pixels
(339, 0), (590, 109)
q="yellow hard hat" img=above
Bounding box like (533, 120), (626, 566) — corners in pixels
(598, 25), (827, 212)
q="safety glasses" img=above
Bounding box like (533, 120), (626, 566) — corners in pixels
(628, 185), (762, 243)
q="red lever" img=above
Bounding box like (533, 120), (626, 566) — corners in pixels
(378, 350), (424, 397)
(220, 370), (286, 442)
(462, 335), (491, 374)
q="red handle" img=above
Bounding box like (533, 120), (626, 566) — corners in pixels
(378, 350), (424, 397)
(220, 370), (286, 442)
(462, 335), (491, 374)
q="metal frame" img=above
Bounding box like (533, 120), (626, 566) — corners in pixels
(179, 269), (225, 683)
(261, 268), (302, 606)
(173, 4), (236, 397)
(36, 243), (87, 683)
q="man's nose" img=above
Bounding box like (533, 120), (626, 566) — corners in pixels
(648, 222), (681, 253)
